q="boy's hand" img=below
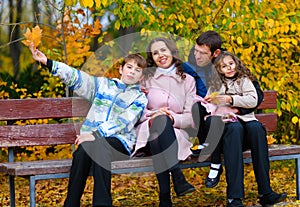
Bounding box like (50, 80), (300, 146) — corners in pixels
(75, 134), (95, 145)
(30, 43), (47, 65)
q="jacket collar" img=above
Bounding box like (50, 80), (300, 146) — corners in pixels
(112, 78), (141, 91)
(152, 64), (181, 82)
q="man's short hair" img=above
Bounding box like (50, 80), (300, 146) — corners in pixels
(196, 31), (222, 55)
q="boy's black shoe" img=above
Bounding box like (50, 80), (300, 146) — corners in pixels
(259, 191), (287, 206)
(226, 198), (244, 207)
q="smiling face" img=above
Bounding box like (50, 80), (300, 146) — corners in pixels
(150, 41), (173, 69)
(219, 55), (237, 78)
(119, 59), (144, 85)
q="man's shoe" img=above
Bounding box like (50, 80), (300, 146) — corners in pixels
(226, 198), (244, 207)
(259, 191), (287, 206)
(205, 166), (223, 188)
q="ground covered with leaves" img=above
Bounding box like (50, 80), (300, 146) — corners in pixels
(1, 160), (300, 207)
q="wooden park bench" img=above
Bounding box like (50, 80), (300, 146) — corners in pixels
(0, 90), (299, 207)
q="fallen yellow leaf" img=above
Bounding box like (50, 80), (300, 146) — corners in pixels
(267, 135), (276, 145)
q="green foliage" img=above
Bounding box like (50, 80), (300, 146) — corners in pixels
(0, 67), (45, 99)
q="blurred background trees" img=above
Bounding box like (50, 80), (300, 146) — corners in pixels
(0, 0), (299, 142)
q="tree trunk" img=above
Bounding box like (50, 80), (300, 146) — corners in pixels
(9, 0), (23, 80)
(32, 0), (40, 23)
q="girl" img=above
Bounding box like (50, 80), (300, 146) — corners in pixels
(204, 51), (286, 206)
(204, 50), (258, 188)
(132, 37), (196, 207)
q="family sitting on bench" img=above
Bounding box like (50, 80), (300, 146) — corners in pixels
(30, 30), (286, 207)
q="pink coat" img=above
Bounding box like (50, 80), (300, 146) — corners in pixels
(132, 69), (197, 161)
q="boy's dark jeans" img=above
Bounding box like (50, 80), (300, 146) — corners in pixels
(64, 137), (128, 207)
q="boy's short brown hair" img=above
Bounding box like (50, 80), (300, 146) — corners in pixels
(121, 53), (147, 69)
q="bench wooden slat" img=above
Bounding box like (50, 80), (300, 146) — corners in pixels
(255, 113), (277, 132)
(0, 123), (81, 147)
(112, 158), (153, 170)
(0, 91), (276, 120)
(0, 97), (90, 120)
(0, 111), (277, 149)
(257, 90), (277, 110)
(0, 159), (72, 176)
(2, 144), (300, 176)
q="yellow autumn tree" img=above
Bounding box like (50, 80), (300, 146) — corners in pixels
(63, 0), (299, 143)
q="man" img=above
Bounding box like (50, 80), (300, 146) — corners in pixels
(183, 31), (286, 207)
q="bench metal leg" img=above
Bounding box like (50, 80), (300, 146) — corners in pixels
(296, 157), (300, 200)
(9, 175), (16, 207)
(29, 176), (36, 207)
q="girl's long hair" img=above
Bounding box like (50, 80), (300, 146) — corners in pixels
(210, 51), (256, 93)
(144, 37), (186, 80)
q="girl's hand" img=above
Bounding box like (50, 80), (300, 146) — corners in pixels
(75, 134), (95, 145)
(210, 95), (232, 105)
(29, 43), (47, 65)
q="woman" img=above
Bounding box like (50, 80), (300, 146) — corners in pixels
(132, 37), (197, 207)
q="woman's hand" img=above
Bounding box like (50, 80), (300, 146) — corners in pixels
(148, 108), (174, 125)
(159, 108), (174, 123)
(29, 43), (47, 65)
(75, 134), (95, 145)
(204, 95), (212, 103)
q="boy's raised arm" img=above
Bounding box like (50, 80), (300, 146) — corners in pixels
(30, 44), (47, 65)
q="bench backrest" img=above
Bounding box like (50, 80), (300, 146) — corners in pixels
(0, 97), (90, 147)
(0, 91), (277, 148)
(255, 90), (277, 132)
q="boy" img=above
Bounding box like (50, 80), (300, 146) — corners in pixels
(30, 44), (148, 207)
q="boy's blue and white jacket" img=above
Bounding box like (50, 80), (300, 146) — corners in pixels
(50, 61), (148, 154)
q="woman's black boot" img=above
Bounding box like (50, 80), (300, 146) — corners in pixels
(159, 192), (172, 207)
(171, 169), (195, 196)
